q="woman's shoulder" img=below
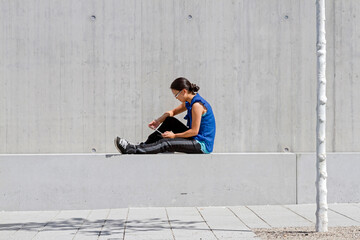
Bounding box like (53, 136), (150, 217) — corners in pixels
(192, 101), (207, 115)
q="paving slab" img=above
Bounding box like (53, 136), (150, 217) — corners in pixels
(197, 207), (257, 239)
(284, 204), (316, 224)
(285, 204), (360, 227)
(98, 208), (128, 240)
(247, 205), (313, 228)
(0, 210), (60, 240)
(1, 204), (359, 239)
(328, 209), (359, 227)
(166, 207), (217, 240)
(33, 210), (91, 240)
(73, 209), (110, 240)
(326, 211), (360, 227)
(124, 208), (174, 240)
(329, 203), (360, 225)
(353, 203), (360, 209)
(0, 211), (37, 239)
(229, 206), (271, 229)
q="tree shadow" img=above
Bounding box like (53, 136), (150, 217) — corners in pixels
(1, 217), (252, 237)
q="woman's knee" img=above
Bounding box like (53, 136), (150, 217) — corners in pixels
(160, 117), (178, 130)
(163, 116), (176, 124)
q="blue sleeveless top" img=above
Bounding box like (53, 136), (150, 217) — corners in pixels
(184, 94), (216, 153)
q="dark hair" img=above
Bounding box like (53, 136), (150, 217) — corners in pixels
(170, 77), (200, 94)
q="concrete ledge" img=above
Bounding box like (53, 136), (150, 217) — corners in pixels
(1, 153), (359, 211)
(297, 153), (360, 204)
(0, 153), (296, 211)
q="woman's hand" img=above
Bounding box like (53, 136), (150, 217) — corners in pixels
(148, 119), (160, 130)
(162, 131), (175, 139)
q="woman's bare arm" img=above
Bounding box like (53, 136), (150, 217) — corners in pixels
(148, 103), (187, 129)
(162, 102), (203, 138)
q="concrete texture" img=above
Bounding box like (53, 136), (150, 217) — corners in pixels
(297, 153), (360, 204)
(0, 153), (296, 211)
(286, 203), (360, 227)
(1, 204), (359, 240)
(125, 208), (173, 240)
(229, 206), (271, 229)
(197, 207), (256, 239)
(0, 0), (360, 154)
(246, 205), (313, 228)
(1, 153), (360, 211)
(166, 207), (217, 240)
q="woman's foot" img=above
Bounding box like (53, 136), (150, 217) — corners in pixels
(114, 137), (131, 154)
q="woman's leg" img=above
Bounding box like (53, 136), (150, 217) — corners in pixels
(144, 117), (189, 144)
(126, 138), (202, 154)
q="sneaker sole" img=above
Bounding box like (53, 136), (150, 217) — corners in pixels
(114, 137), (123, 154)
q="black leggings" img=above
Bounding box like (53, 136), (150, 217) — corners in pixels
(125, 117), (203, 154)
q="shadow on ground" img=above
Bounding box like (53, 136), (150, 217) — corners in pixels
(0, 217), (252, 237)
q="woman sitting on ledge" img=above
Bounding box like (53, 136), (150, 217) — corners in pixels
(114, 77), (216, 154)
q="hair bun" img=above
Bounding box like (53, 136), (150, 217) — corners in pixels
(191, 83), (200, 92)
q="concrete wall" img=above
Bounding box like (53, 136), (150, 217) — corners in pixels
(0, 0), (359, 153)
(1, 153), (359, 211)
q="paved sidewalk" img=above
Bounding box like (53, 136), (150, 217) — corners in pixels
(0, 203), (359, 240)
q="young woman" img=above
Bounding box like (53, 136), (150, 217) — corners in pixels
(114, 77), (216, 154)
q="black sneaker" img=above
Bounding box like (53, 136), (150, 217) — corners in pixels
(114, 136), (130, 154)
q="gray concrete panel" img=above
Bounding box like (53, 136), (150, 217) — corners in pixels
(284, 204), (316, 224)
(297, 153), (360, 204)
(97, 208), (127, 240)
(329, 203), (360, 223)
(0, 153), (296, 211)
(33, 210), (91, 240)
(283, 204), (360, 227)
(0, 210), (60, 240)
(328, 0), (360, 152)
(197, 207), (256, 239)
(247, 205), (313, 228)
(326, 210), (360, 227)
(229, 206), (271, 229)
(353, 203), (360, 209)
(1, 204), (360, 239)
(166, 207), (217, 240)
(125, 208), (173, 240)
(74, 209), (110, 240)
(0, 0), (359, 154)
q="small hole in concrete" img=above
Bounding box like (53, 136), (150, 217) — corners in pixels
(91, 15), (96, 21)
(284, 147), (290, 152)
(92, 148), (97, 153)
(187, 15), (192, 20)
(284, 15), (289, 19)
